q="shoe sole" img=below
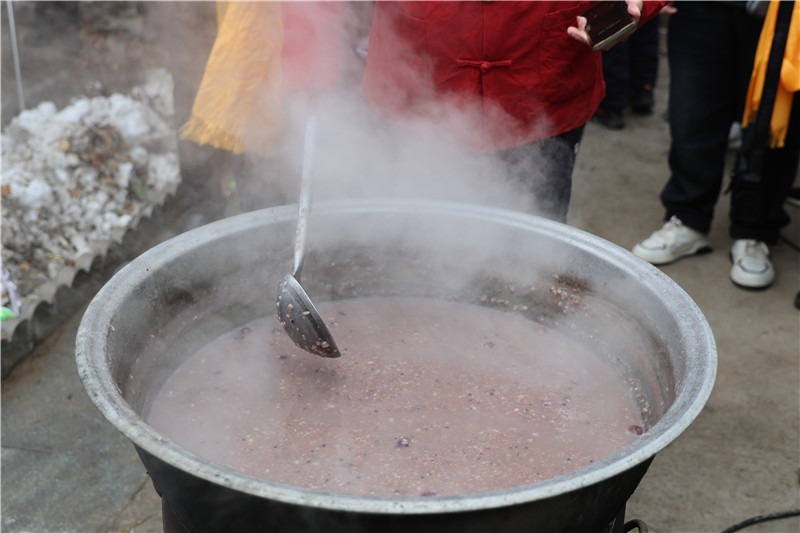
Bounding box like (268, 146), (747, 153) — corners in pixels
(730, 277), (773, 290)
(635, 243), (712, 266)
(729, 252), (774, 290)
(731, 279), (773, 292)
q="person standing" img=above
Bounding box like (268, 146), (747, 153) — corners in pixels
(361, 1), (667, 221)
(179, 1), (668, 223)
(594, 14), (662, 129)
(632, 1), (799, 289)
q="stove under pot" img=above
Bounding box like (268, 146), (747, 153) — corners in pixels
(160, 498), (650, 533)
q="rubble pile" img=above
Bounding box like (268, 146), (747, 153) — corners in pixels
(1, 69), (181, 335)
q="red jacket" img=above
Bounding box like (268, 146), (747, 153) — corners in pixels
(361, 1), (666, 152)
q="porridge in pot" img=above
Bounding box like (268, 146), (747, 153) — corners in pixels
(147, 297), (644, 498)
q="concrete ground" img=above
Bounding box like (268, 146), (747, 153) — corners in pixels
(2, 3), (799, 533)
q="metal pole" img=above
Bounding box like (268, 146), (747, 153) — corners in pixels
(6, 0), (25, 111)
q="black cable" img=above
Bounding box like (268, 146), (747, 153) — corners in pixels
(720, 508), (800, 533)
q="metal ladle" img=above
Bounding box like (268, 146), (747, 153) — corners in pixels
(275, 115), (341, 358)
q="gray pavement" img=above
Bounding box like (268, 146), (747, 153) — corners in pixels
(2, 3), (799, 533)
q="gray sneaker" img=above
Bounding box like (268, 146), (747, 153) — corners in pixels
(730, 239), (775, 289)
(632, 216), (712, 265)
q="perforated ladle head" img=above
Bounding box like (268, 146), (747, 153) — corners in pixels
(275, 115), (341, 358)
(276, 273), (340, 358)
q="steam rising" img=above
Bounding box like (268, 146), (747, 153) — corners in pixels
(172, 2), (568, 218)
(310, 98), (546, 213)
(282, 84), (562, 219)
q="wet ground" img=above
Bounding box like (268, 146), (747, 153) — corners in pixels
(2, 3), (799, 532)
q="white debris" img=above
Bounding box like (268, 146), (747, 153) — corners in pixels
(1, 68), (181, 333)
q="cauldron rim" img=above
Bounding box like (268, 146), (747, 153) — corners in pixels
(76, 198), (717, 515)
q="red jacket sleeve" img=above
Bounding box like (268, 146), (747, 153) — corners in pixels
(639, 1), (671, 25)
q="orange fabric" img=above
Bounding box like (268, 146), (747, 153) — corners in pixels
(179, 2), (345, 157)
(742, 1), (800, 148)
(216, 1), (228, 24)
(179, 2), (284, 158)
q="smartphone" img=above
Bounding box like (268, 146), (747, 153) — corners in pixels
(583, 1), (637, 51)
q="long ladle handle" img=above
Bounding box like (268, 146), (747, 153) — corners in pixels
(293, 114), (318, 281)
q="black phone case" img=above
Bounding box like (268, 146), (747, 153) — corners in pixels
(584, 1), (637, 51)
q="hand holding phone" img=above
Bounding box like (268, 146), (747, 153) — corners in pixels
(582, 1), (638, 51)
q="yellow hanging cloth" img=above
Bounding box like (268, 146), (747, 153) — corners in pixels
(179, 2), (284, 158)
(742, 1), (800, 148)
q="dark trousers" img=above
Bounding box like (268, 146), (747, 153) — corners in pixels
(731, 91), (800, 243)
(600, 16), (661, 112)
(659, 2), (763, 235)
(494, 125), (585, 223)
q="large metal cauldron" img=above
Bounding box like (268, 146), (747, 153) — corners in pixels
(76, 200), (716, 533)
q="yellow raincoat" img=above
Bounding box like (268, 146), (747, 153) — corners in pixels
(742, 1), (800, 148)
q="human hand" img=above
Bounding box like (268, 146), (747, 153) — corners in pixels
(660, 2), (677, 16)
(566, 14), (592, 47)
(626, 0), (644, 20)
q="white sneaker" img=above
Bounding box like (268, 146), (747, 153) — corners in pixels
(632, 216), (712, 265)
(730, 239), (775, 289)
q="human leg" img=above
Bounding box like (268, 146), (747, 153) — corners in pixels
(730, 93), (800, 244)
(633, 3), (762, 264)
(728, 93), (800, 288)
(659, 2), (762, 234)
(494, 126), (584, 223)
(628, 16), (660, 115)
(596, 43), (629, 129)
